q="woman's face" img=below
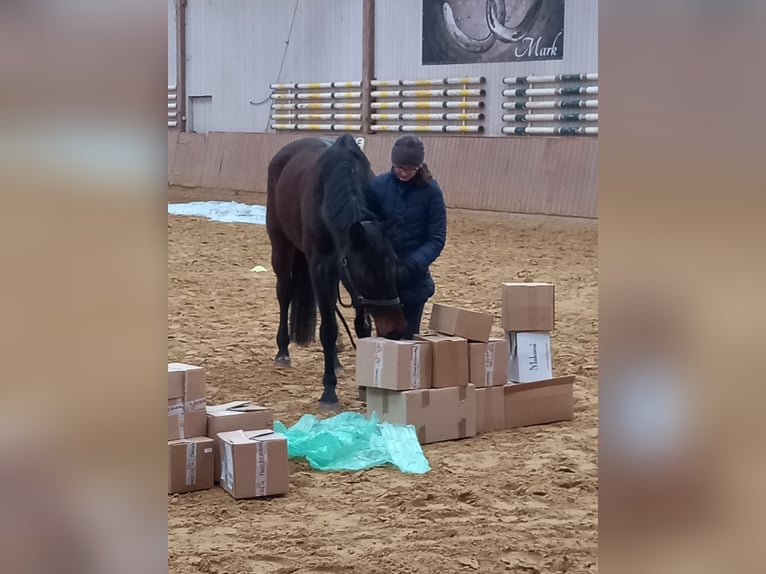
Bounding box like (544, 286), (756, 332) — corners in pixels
(393, 164), (419, 182)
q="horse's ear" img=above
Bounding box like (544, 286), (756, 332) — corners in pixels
(349, 221), (366, 248)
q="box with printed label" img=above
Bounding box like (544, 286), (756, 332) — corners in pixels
(366, 385), (476, 444)
(168, 363), (207, 440)
(507, 332), (553, 383)
(414, 334), (469, 388)
(504, 376), (575, 428)
(217, 429), (289, 499)
(356, 338), (432, 391)
(168, 436), (215, 494)
(475, 386), (506, 434)
(428, 303), (494, 342)
(206, 401), (274, 484)
(501, 282), (555, 331)
(469, 337), (509, 387)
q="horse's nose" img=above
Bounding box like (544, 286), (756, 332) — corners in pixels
(370, 307), (407, 340)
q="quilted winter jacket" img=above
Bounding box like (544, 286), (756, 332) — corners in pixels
(369, 170), (447, 304)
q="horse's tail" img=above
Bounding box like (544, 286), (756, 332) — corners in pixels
(289, 252), (316, 346)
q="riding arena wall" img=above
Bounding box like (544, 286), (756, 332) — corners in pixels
(168, 0), (598, 218)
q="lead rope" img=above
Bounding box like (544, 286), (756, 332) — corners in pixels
(335, 304), (357, 351)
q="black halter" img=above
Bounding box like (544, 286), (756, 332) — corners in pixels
(339, 256), (401, 309)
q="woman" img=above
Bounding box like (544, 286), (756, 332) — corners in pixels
(370, 135), (447, 339)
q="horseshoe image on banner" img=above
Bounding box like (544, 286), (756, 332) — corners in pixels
(441, 1), (504, 54)
(486, 0), (544, 44)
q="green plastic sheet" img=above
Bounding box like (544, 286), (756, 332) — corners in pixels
(273, 412), (430, 474)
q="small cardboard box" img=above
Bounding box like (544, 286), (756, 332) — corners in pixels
(168, 363), (207, 440)
(366, 385), (476, 444)
(469, 337), (509, 387)
(207, 401), (274, 484)
(217, 430), (289, 499)
(501, 282), (555, 331)
(508, 332), (553, 383)
(414, 334), (469, 388)
(356, 338), (432, 391)
(504, 376), (575, 429)
(428, 303), (494, 342)
(168, 437), (215, 494)
(475, 386), (506, 434)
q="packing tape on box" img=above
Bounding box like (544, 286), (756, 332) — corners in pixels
(255, 440), (268, 497)
(410, 344), (421, 390)
(185, 441), (197, 486)
(373, 341), (383, 388)
(185, 397), (206, 413)
(169, 399), (186, 438)
(222, 441), (234, 490)
(168, 400), (184, 417)
(484, 343), (495, 387)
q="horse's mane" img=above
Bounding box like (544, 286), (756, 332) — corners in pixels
(317, 134), (376, 240)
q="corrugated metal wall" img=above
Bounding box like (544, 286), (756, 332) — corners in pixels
(178, 0), (597, 135)
(168, 0), (177, 88)
(184, 0), (362, 133)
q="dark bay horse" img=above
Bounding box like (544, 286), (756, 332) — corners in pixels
(266, 134), (407, 409)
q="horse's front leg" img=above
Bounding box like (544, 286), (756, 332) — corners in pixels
(313, 256), (340, 410)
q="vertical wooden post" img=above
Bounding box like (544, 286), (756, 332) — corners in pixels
(176, 0), (188, 132)
(362, 0), (375, 135)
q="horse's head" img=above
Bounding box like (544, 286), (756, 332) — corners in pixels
(342, 220), (407, 339)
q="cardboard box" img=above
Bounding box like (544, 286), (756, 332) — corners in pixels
(501, 282), (555, 331)
(428, 303), (494, 342)
(504, 376), (575, 429)
(218, 430), (289, 499)
(366, 385), (476, 444)
(508, 332), (553, 383)
(475, 386), (506, 434)
(469, 337), (510, 387)
(414, 334), (469, 388)
(207, 401), (274, 484)
(168, 363), (207, 440)
(168, 437), (215, 494)
(356, 338), (432, 391)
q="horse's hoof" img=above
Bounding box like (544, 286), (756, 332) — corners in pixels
(274, 356), (291, 368)
(318, 401), (340, 413)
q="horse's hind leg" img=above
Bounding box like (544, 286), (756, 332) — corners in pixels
(271, 241), (294, 368)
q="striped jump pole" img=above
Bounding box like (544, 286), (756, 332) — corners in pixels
(372, 101), (484, 109)
(502, 73), (598, 84)
(270, 81), (361, 89)
(503, 113), (599, 123)
(502, 99), (599, 110)
(371, 112), (484, 121)
(271, 123), (362, 131)
(371, 124), (483, 133)
(371, 76), (485, 87)
(502, 126), (598, 136)
(503, 86), (599, 97)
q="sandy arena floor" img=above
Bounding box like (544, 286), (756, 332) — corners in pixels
(168, 203), (598, 574)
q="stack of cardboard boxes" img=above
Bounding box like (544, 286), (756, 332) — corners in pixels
(167, 363), (215, 494)
(167, 363), (289, 499)
(357, 303), (508, 444)
(357, 282), (575, 441)
(502, 283), (575, 428)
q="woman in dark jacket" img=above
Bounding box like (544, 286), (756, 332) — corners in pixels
(370, 135), (447, 339)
